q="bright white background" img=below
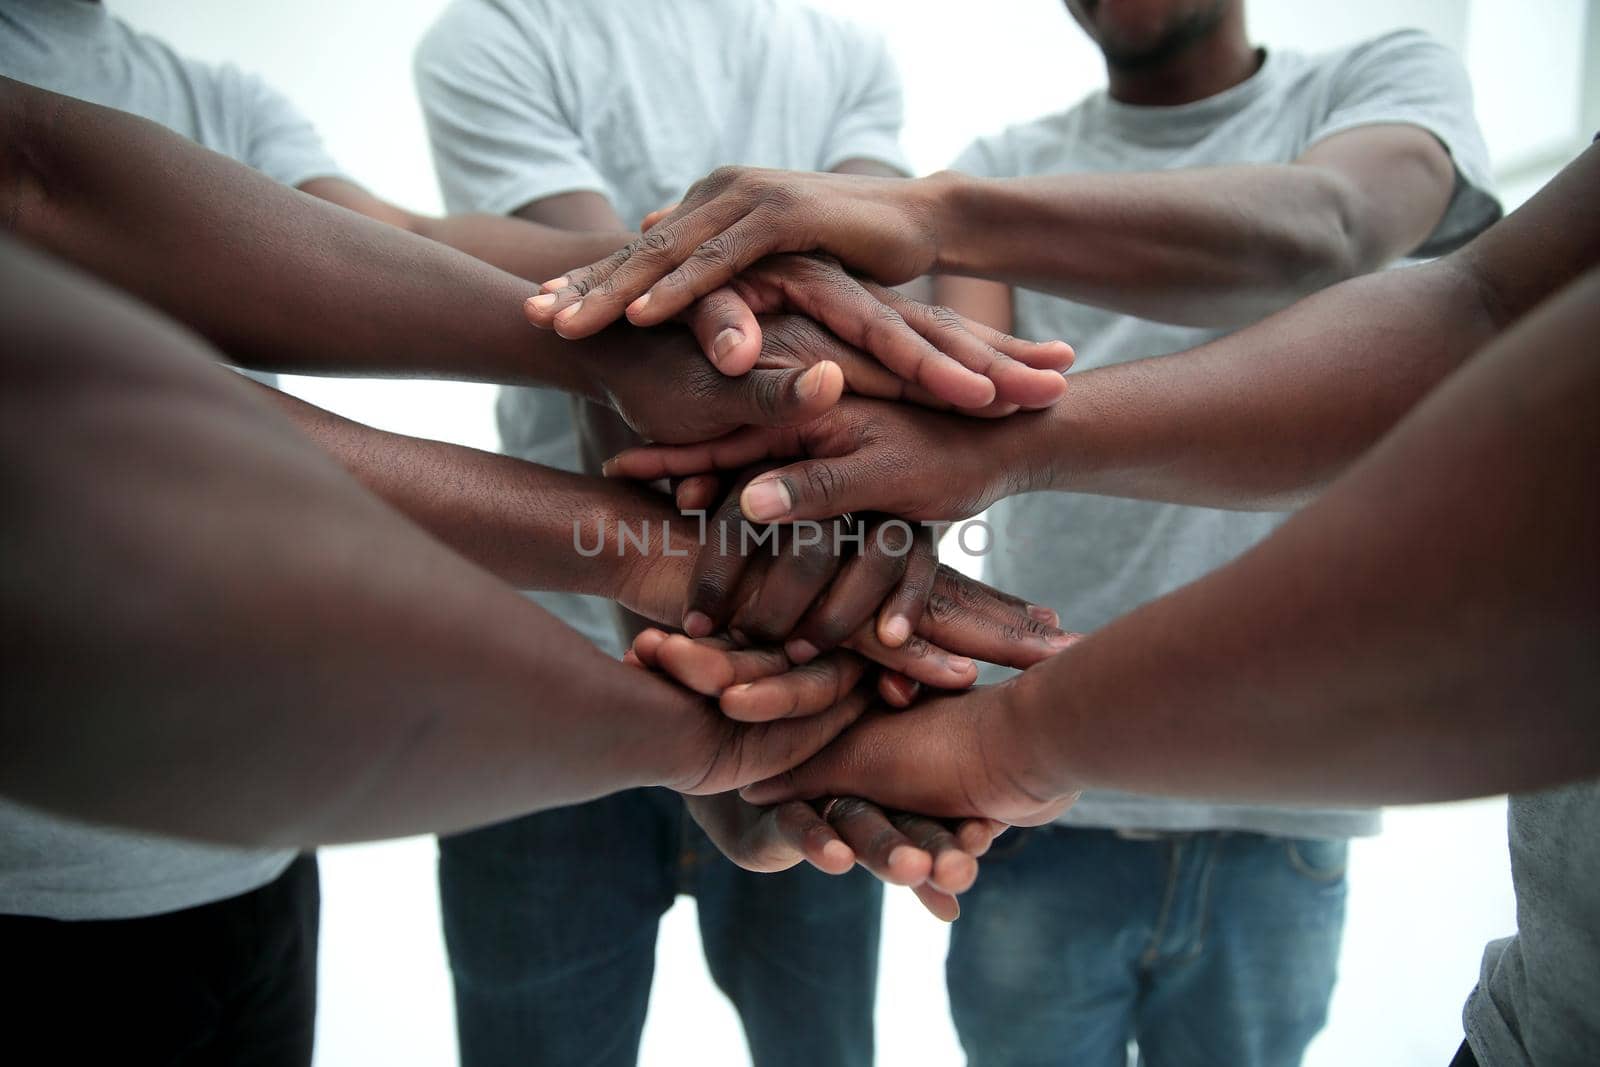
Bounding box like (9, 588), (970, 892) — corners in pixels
(105, 1), (1600, 1064)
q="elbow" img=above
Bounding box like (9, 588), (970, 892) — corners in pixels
(1286, 172), (1380, 293)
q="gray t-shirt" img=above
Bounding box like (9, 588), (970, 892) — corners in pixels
(956, 31), (1500, 840)
(1466, 779), (1600, 1066)
(414, 0), (908, 654)
(0, 0), (344, 920)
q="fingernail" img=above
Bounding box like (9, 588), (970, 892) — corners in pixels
(601, 459), (618, 477)
(786, 638), (819, 665)
(945, 656), (974, 673)
(1026, 603), (1058, 625)
(711, 328), (744, 367)
(882, 616), (912, 647)
(527, 293), (557, 311)
(683, 611), (714, 638)
(1049, 632), (1081, 649)
(822, 840), (853, 866)
(741, 478), (792, 522)
(725, 683), (753, 696)
(627, 292), (653, 318)
(796, 363), (829, 400)
(541, 276), (569, 291)
(555, 299), (583, 327)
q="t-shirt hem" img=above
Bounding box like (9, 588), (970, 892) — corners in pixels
(1055, 800), (1381, 839)
(0, 851), (297, 921)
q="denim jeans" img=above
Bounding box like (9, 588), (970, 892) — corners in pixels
(1, 853), (320, 1066)
(947, 827), (1347, 1067)
(438, 787), (882, 1067)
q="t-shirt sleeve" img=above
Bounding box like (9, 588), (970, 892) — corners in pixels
(821, 25), (911, 176)
(234, 71), (345, 189)
(1308, 29), (1501, 256)
(413, 5), (608, 216)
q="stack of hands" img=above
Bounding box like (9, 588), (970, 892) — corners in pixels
(526, 168), (1082, 920)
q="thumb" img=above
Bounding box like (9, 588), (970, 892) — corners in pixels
(719, 360), (843, 431)
(738, 456), (877, 523)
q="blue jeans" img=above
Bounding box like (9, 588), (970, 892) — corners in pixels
(947, 826), (1347, 1067)
(438, 788), (882, 1067)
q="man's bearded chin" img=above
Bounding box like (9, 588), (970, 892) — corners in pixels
(1088, 0), (1231, 71)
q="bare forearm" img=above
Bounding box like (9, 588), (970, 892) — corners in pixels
(1020, 269), (1600, 806)
(1006, 256), (1496, 509)
(411, 213), (632, 285)
(0, 78), (600, 394)
(0, 242), (696, 846)
(259, 387), (683, 600)
(932, 164), (1397, 327)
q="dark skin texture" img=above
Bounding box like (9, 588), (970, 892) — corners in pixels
(0, 239), (870, 847)
(603, 146), (1600, 522)
(735, 156), (1600, 822)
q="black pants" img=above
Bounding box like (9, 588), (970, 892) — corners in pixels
(0, 853), (320, 1066)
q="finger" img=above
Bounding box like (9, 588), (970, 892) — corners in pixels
(675, 474), (722, 513)
(630, 626), (677, 668)
(704, 685), (872, 795)
(738, 458), (877, 524)
(714, 361), (843, 432)
(824, 798), (932, 886)
(772, 801), (855, 874)
(523, 251), (630, 329)
(843, 628), (977, 689)
(955, 819), (1008, 857)
(918, 567), (1079, 669)
(789, 521), (909, 657)
(640, 202), (682, 232)
(767, 260), (996, 409)
(721, 652), (868, 723)
(868, 283), (1071, 410)
(620, 649), (644, 670)
(876, 524), (938, 648)
(891, 813), (979, 895)
(728, 524), (845, 645)
(687, 476), (770, 633)
(877, 670), (920, 707)
(542, 216), (733, 336)
(655, 633), (790, 697)
(604, 426), (795, 482)
(630, 210), (791, 327)
(910, 882), (962, 922)
(962, 315), (1077, 372)
(682, 287), (764, 375)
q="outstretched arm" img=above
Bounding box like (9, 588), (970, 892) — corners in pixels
(745, 264), (1600, 820)
(0, 239), (861, 846)
(0, 77), (841, 443)
(607, 145), (1600, 516)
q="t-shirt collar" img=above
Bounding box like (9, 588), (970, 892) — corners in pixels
(1096, 48), (1277, 146)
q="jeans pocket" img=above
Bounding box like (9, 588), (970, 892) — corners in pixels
(1283, 837), (1349, 882)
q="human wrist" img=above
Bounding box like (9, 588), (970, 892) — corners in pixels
(1001, 655), (1090, 805)
(921, 169), (983, 277)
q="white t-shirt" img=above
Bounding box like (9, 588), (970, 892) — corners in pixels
(957, 31), (1501, 841)
(415, 0), (909, 653)
(0, 0), (344, 920)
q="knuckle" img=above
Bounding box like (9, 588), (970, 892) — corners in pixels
(925, 591), (965, 625)
(694, 233), (741, 270)
(926, 304), (965, 331)
(802, 462), (842, 505)
(826, 797), (871, 823)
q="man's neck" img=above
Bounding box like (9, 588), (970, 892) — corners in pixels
(1105, 17), (1259, 107)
